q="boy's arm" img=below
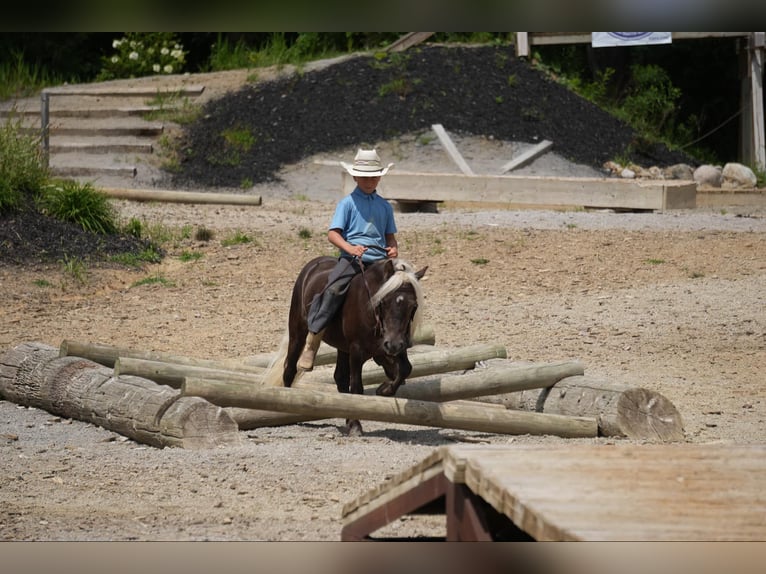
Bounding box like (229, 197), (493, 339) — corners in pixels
(385, 233), (398, 259)
(328, 228), (366, 258)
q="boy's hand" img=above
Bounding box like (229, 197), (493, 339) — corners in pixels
(386, 245), (398, 258)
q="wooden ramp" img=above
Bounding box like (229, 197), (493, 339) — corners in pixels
(341, 443), (766, 541)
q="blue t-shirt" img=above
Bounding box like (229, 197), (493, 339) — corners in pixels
(330, 187), (397, 264)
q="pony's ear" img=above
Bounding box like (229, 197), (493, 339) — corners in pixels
(382, 258), (396, 276)
(415, 266), (428, 280)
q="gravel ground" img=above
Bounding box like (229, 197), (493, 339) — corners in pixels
(1, 47), (765, 542)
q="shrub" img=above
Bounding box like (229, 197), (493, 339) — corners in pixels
(97, 33), (187, 80)
(0, 114), (49, 212)
(37, 179), (117, 234)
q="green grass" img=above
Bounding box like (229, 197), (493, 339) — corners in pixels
(470, 258), (490, 265)
(0, 114), (49, 212)
(221, 231), (253, 247)
(178, 250), (203, 262)
(0, 51), (67, 100)
(59, 255), (87, 284)
(37, 179), (117, 234)
(131, 274), (175, 288)
(645, 258), (665, 265)
(33, 279), (53, 288)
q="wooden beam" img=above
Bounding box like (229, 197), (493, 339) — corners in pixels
(431, 124), (475, 175)
(376, 171), (696, 210)
(385, 33), (435, 52)
(98, 187), (262, 205)
(499, 140), (553, 173)
(750, 33), (765, 170)
(515, 32), (529, 57)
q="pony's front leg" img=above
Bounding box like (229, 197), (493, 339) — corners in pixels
(342, 353), (366, 436)
(374, 352), (412, 396)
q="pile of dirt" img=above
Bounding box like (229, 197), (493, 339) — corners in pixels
(171, 44), (695, 189)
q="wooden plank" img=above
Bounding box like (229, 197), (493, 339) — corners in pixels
(375, 171), (696, 210)
(443, 443), (766, 541)
(385, 32), (435, 52)
(750, 34), (765, 170)
(515, 32), (529, 57)
(431, 124), (475, 175)
(499, 139), (553, 173)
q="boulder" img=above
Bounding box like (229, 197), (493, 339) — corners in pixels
(693, 164), (723, 188)
(664, 163), (694, 180)
(722, 162), (757, 189)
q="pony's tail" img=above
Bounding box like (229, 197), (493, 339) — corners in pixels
(261, 329), (289, 387)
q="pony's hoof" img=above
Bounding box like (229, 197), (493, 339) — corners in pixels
(375, 382), (395, 396)
(343, 420), (364, 436)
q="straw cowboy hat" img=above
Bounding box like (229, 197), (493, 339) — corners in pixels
(340, 148), (394, 177)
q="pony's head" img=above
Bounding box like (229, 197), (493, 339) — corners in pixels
(369, 258), (427, 355)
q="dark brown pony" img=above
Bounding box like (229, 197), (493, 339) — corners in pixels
(264, 255), (427, 435)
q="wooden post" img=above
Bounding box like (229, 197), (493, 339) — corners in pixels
(0, 342), (241, 449)
(183, 380), (598, 438)
(97, 187), (263, 205)
(483, 375), (684, 442)
(431, 123), (475, 175)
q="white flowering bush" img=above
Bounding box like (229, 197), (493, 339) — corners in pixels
(98, 33), (187, 80)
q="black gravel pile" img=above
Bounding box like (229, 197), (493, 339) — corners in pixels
(0, 197), (159, 266)
(172, 44), (695, 189)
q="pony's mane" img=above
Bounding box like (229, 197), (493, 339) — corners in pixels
(369, 258), (425, 337)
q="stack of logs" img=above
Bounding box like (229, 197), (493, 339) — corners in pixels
(0, 335), (684, 449)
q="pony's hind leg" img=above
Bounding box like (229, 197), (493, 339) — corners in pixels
(283, 327), (308, 387)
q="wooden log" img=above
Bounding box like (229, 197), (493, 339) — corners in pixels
(240, 324), (436, 368)
(0, 342), (241, 449)
(483, 375), (685, 442)
(226, 360), (584, 429)
(98, 187), (262, 206)
(183, 379), (598, 438)
(113, 356), (262, 388)
(60, 339), (263, 373)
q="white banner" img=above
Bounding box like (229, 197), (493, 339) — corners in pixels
(592, 32), (673, 48)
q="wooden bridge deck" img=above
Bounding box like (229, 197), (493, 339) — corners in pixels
(341, 443), (766, 541)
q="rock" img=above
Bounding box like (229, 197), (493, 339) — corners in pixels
(693, 164), (722, 188)
(664, 163), (694, 180)
(722, 163), (757, 189)
(620, 168), (636, 179)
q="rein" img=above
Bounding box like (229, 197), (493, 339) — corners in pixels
(356, 254), (383, 334)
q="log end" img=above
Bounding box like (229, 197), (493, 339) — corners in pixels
(615, 388), (685, 442)
(163, 396), (243, 449)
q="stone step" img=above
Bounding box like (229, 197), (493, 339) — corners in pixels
(0, 105), (171, 119)
(49, 164), (138, 179)
(50, 141), (154, 154)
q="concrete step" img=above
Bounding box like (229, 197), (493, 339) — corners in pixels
(1, 105), (171, 119)
(48, 124), (164, 137)
(50, 140), (154, 154)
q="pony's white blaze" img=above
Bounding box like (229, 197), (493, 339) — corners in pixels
(369, 258), (424, 339)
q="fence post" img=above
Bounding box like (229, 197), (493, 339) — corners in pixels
(40, 90), (50, 168)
